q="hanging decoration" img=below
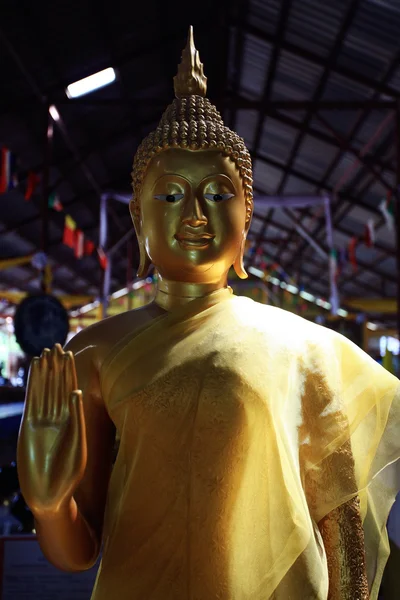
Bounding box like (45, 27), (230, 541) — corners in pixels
(24, 172), (40, 200)
(365, 219), (375, 247)
(48, 191), (63, 211)
(74, 229), (84, 259)
(63, 215), (76, 248)
(0, 147), (18, 193)
(379, 191), (394, 232)
(62, 214), (96, 261)
(84, 239), (95, 256)
(97, 247), (108, 270)
(348, 237), (358, 272)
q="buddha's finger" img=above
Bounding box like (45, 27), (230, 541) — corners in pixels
(49, 345), (63, 418)
(39, 348), (51, 417)
(24, 357), (41, 421)
(68, 391), (86, 474)
(64, 351), (78, 392)
(60, 353), (77, 420)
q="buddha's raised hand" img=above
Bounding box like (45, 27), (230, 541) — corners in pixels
(17, 344), (87, 517)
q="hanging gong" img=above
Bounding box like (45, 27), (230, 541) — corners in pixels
(14, 294), (69, 356)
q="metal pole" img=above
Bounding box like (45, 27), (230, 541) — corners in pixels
(396, 103), (400, 341)
(41, 103), (52, 293)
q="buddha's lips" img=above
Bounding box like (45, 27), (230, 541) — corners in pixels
(175, 233), (215, 247)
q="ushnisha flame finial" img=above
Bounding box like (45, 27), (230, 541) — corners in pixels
(173, 26), (207, 98)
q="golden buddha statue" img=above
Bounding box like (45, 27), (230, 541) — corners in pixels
(17, 27), (400, 600)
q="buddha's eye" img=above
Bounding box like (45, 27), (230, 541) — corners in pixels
(154, 194), (184, 203)
(204, 193), (235, 202)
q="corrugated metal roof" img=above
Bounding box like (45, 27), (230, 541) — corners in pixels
(0, 0), (398, 324)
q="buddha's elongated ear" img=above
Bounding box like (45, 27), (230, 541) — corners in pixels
(233, 236), (248, 279)
(129, 200), (152, 278)
(233, 208), (253, 279)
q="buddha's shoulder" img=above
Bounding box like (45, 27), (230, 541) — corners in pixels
(232, 296), (333, 347)
(65, 303), (163, 362)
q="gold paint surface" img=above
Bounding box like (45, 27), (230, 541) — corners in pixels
(16, 24), (400, 600)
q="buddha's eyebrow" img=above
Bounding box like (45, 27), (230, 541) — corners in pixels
(151, 173), (190, 190)
(199, 174), (235, 186)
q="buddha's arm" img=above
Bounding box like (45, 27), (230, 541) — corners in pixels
(34, 336), (115, 571)
(318, 495), (369, 599)
(317, 439), (369, 599)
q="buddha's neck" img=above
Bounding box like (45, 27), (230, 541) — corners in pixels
(154, 275), (229, 312)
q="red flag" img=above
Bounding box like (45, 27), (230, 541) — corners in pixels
(348, 237), (358, 272)
(63, 215), (76, 248)
(74, 230), (84, 259)
(97, 247), (108, 270)
(25, 172), (40, 200)
(84, 239), (95, 255)
(0, 147), (17, 193)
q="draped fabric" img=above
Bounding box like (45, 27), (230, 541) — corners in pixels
(90, 289), (399, 599)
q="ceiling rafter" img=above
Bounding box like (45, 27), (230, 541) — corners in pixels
(282, 48), (400, 265)
(251, 0), (362, 269)
(247, 0), (293, 261)
(1, 14), (130, 288)
(260, 129), (395, 285)
(227, 0), (250, 130)
(242, 20), (400, 99)
(0, 35), (104, 290)
(251, 213), (388, 298)
(284, 131), (395, 281)
(275, 2), (361, 202)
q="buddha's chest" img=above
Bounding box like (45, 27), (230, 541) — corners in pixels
(106, 326), (295, 450)
(112, 352), (258, 428)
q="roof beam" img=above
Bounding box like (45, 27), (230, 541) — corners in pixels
(276, 0), (362, 196)
(250, 213), (386, 297)
(250, 0), (293, 156)
(227, 0), (250, 130)
(250, 1), (363, 264)
(241, 20), (400, 99)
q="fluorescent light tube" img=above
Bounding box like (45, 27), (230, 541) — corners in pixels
(49, 105), (60, 121)
(66, 67), (116, 98)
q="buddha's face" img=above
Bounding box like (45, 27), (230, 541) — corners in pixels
(131, 149), (250, 283)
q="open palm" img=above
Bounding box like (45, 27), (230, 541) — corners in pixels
(17, 344), (87, 516)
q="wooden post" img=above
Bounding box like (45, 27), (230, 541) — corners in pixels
(41, 102), (53, 293)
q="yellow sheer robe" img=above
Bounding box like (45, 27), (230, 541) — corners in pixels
(92, 289), (399, 599)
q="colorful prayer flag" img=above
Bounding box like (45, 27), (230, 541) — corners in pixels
(0, 147), (17, 193)
(63, 215), (76, 248)
(48, 192), (63, 211)
(25, 172), (40, 200)
(97, 247), (108, 270)
(348, 237), (358, 272)
(365, 219), (375, 247)
(74, 230), (84, 259)
(379, 191), (394, 232)
(84, 239), (95, 256)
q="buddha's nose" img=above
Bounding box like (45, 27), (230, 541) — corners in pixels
(182, 194), (207, 227)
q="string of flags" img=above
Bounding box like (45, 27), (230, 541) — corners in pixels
(0, 145), (106, 269)
(62, 215), (97, 261)
(335, 189), (395, 278)
(0, 145), (42, 199)
(247, 188), (396, 288)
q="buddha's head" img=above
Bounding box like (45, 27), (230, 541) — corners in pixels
(130, 27), (253, 284)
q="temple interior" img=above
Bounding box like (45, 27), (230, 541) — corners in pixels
(0, 1), (399, 598)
